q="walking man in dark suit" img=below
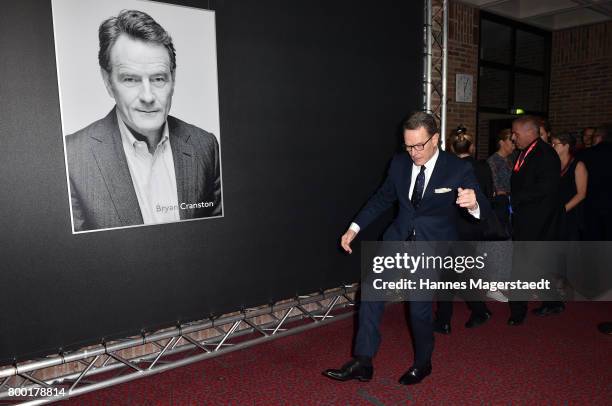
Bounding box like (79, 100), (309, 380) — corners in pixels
(507, 115), (563, 325)
(323, 112), (490, 385)
(65, 10), (222, 233)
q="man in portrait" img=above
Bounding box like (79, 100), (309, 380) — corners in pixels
(65, 9), (222, 232)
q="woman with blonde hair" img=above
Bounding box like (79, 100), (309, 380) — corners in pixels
(447, 127), (494, 202)
(434, 126), (493, 335)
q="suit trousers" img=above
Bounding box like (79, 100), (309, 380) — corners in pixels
(435, 259), (489, 324)
(354, 300), (434, 368)
(436, 299), (488, 324)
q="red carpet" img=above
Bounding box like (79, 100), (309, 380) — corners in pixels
(58, 301), (611, 405)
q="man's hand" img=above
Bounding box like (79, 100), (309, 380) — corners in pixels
(456, 187), (478, 211)
(340, 229), (357, 254)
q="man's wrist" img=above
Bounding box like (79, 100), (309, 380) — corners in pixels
(349, 222), (360, 234)
(467, 202), (480, 219)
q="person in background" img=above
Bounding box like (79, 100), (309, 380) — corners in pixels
(486, 128), (515, 303)
(581, 124), (612, 240)
(544, 133), (588, 308)
(577, 126), (612, 334)
(592, 126), (608, 147)
(538, 117), (552, 144)
(582, 127), (596, 149)
(575, 126), (596, 158)
(508, 115), (563, 324)
(433, 127), (493, 334)
(446, 126), (494, 198)
(551, 133), (587, 241)
(488, 128), (514, 234)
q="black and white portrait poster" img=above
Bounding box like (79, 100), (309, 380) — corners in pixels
(52, 0), (223, 234)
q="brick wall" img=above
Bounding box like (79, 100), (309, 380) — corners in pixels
(446, 1), (482, 155)
(549, 22), (612, 135)
(446, 5), (612, 152)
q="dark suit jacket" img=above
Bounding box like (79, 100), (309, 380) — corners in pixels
(465, 157), (494, 201)
(510, 138), (561, 241)
(458, 156), (495, 240)
(66, 108), (222, 232)
(581, 141), (612, 212)
(354, 150), (489, 241)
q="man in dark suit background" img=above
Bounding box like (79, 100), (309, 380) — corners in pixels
(508, 115), (562, 324)
(582, 124), (612, 240)
(323, 112), (490, 385)
(65, 10), (222, 233)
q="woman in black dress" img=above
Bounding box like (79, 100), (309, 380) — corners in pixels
(542, 133), (588, 310)
(551, 133), (588, 240)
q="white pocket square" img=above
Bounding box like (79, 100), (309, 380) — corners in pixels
(434, 188), (453, 194)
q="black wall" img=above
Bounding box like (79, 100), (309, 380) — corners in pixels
(0, 0), (423, 363)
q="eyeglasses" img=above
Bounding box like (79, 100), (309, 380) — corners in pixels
(404, 134), (434, 152)
(551, 142), (564, 148)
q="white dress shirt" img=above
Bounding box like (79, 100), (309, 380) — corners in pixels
(118, 112), (180, 224)
(350, 149), (479, 234)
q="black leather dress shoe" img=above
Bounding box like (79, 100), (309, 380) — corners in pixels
(507, 314), (525, 326)
(597, 322), (612, 335)
(398, 363), (432, 385)
(465, 311), (492, 328)
(433, 320), (451, 335)
(532, 303), (565, 316)
(323, 359), (373, 382)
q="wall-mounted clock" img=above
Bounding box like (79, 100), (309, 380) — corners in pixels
(456, 73), (473, 103)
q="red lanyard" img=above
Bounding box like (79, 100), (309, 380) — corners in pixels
(513, 141), (537, 172)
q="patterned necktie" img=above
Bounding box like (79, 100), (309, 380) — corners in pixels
(411, 165), (426, 208)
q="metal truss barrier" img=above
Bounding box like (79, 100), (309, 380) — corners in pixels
(0, 286), (357, 405)
(424, 0), (448, 148)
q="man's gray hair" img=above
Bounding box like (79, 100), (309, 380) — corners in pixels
(98, 9), (176, 73)
(403, 111), (439, 136)
(513, 115), (540, 132)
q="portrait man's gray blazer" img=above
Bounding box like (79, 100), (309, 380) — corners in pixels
(65, 108), (222, 232)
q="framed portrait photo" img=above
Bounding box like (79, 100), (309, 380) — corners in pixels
(52, 0), (224, 234)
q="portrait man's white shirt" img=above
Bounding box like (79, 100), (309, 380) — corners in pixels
(118, 112), (180, 223)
